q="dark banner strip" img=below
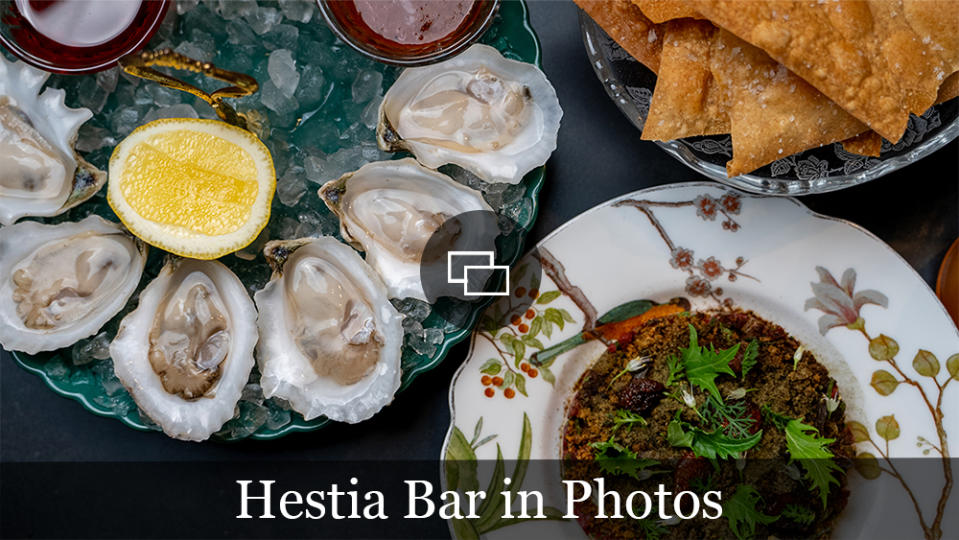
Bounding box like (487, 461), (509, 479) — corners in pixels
(2, 459), (956, 539)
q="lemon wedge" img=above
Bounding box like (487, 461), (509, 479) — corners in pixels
(108, 119), (275, 260)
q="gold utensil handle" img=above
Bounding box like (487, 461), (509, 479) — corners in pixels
(119, 49), (258, 130)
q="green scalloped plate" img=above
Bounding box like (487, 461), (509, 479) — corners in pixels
(8, 0), (546, 441)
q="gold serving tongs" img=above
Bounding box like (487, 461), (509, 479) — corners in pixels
(119, 49), (259, 130)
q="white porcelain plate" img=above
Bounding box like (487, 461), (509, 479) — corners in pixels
(442, 182), (959, 539)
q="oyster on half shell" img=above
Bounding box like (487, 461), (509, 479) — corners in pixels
(110, 258), (257, 442)
(378, 44), (562, 184)
(254, 237), (403, 424)
(0, 55), (106, 225)
(0, 216), (147, 354)
(319, 158), (493, 301)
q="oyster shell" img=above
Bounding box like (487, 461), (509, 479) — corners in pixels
(0, 216), (146, 354)
(254, 237), (403, 423)
(378, 44), (562, 184)
(110, 258), (258, 442)
(319, 158), (493, 301)
(0, 55), (106, 225)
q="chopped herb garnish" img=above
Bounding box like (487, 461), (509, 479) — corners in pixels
(700, 395), (757, 439)
(723, 484), (778, 540)
(680, 325), (738, 401)
(690, 475), (716, 494)
(636, 518), (669, 540)
(760, 404), (792, 430)
(781, 504), (816, 526)
(611, 408), (647, 433)
(740, 340), (759, 377)
(590, 438), (662, 480)
(760, 405), (843, 508)
(667, 420), (763, 460)
(784, 419), (843, 508)
(666, 354), (684, 387)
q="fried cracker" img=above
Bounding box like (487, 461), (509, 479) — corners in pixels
(709, 30), (867, 177)
(691, 0), (955, 142)
(842, 70), (959, 157)
(574, 0), (663, 73)
(940, 71), (959, 103)
(641, 20), (730, 140)
(841, 131), (883, 157)
(632, 0), (702, 23)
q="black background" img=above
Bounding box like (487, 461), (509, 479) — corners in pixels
(1, 0), (957, 536)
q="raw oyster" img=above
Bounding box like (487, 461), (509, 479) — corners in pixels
(0, 55), (106, 225)
(319, 158), (493, 300)
(110, 258), (257, 441)
(254, 237), (403, 423)
(0, 216), (146, 354)
(377, 44), (562, 184)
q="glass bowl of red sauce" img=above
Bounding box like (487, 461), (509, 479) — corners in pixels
(0, 0), (170, 74)
(318, 0), (499, 67)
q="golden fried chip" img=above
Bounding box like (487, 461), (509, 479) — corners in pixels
(940, 71), (959, 103)
(902, 0), (959, 72)
(843, 70), (959, 157)
(709, 30), (867, 177)
(574, 0), (663, 73)
(841, 131), (883, 157)
(642, 20), (729, 140)
(691, 0), (955, 142)
(632, 0), (702, 23)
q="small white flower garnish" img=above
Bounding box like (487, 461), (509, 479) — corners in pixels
(793, 345), (806, 370)
(681, 383), (696, 408)
(823, 394), (841, 414)
(726, 387), (748, 400)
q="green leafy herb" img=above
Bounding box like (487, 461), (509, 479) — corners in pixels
(590, 439), (661, 480)
(690, 475), (716, 493)
(667, 419), (695, 448)
(611, 409), (647, 432)
(760, 405), (792, 430)
(667, 420), (762, 460)
(740, 340), (759, 377)
(700, 395), (757, 439)
(681, 325), (738, 401)
(666, 354), (684, 387)
(636, 518), (669, 540)
(781, 504), (816, 526)
(784, 419), (843, 508)
(723, 484), (778, 540)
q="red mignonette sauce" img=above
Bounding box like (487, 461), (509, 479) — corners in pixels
(0, 0), (170, 74)
(320, 0), (498, 66)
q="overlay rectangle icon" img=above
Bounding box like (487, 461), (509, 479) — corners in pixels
(446, 251), (509, 297)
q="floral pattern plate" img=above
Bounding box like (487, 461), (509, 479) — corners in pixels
(442, 182), (959, 539)
(579, 13), (959, 196)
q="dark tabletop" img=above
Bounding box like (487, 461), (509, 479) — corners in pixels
(2, 0), (957, 465)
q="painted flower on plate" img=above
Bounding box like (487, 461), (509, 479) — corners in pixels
(805, 266), (888, 334)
